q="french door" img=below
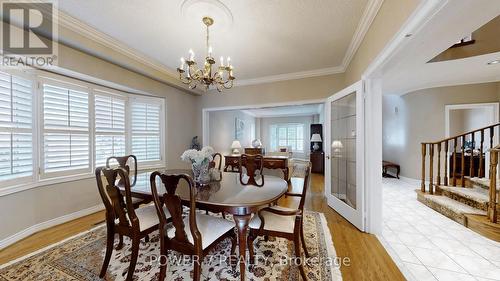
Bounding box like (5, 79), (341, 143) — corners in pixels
(324, 81), (365, 231)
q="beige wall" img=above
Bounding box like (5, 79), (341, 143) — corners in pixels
(201, 74), (345, 108)
(0, 43), (200, 242)
(383, 82), (500, 179)
(345, 0), (420, 85)
(208, 110), (256, 156)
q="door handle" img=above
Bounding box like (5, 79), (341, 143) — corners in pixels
(326, 155), (330, 160)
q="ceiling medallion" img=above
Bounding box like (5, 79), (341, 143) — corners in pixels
(177, 16), (235, 92)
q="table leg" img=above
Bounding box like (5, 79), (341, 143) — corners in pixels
(234, 214), (251, 281)
(284, 167), (289, 182)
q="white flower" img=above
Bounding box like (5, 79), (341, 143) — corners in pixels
(180, 146), (214, 165)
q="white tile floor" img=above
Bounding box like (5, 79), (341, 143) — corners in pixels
(380, 178), (500, 281)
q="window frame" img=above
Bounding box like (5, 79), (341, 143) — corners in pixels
(0, 70), (37, 189)
(93, 87), (128, 168)
(0, 70), (166, 196)
(270, 123), (305, 153)
(128, 94), (166, 169)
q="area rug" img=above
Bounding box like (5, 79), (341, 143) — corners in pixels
(0, 211), (342, 281)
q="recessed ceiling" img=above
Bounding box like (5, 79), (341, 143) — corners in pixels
(56, 0), (377, 85)
(242, 104), (322, 118)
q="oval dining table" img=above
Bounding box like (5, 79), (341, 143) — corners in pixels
(126, 169), (288, 281)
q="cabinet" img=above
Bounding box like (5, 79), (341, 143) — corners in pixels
(310, 151), (324, 174)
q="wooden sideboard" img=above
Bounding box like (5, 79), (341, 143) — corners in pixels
(223, 154), (289, 180)
(244, 147), (265, 155)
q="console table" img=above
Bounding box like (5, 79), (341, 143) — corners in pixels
(223, 154), (289, 180)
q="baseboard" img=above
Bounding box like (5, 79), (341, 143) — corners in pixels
(0, 204), (104, 250)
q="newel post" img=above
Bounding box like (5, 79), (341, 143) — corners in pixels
(421, 143), (426, 193)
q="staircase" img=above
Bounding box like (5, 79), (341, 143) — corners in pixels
(419, 123), (500, 241)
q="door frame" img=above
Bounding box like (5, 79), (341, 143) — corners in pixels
(324, 81), (365, 231)
(445, 102), (499, 138)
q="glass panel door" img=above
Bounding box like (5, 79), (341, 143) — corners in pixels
(325, 81), (364, 231)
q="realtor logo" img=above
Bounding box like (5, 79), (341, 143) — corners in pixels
(1, 1), (58, 67)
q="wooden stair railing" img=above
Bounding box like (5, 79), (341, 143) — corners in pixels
(488, 145), (499, 223)
(421, 122), (499, 223)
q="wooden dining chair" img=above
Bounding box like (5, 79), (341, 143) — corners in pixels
(106, 155), (152, 249)
(106, 155), (151, 207)
(95, 167), (170, 281)
(239, 154), (264, 186)
(247, 162), (312, 280)
(150, 171), (237, 281)
(210, 152), (223, 170)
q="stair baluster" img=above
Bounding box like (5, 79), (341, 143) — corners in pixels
(429, 144), (434, 194)
(470, 133), (475, 178)
(437, 143), (441, 186)
(453, 138), (457, 186)
(444, 141), (449, 186)
(461, 135), (466, 187)
(479, 130), (484, 177)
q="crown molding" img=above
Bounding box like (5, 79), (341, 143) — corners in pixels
(234, 66), (345, 87)
(341, 0), (384, 70)
(55, 10), (179, 78)
(53, 0), (382, 88)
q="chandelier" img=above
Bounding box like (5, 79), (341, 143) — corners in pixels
(177, 17), (235, 92)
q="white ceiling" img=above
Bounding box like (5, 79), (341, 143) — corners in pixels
(56, 0), (376, 84)
(242, 104), (322, 118)
(380, 0), (500, 95)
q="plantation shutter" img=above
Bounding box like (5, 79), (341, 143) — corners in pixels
(130, 98), (161, 162)
(94, 91), (126, 166)
(0, 72), (34, 182)
(42, 83), (90, 175)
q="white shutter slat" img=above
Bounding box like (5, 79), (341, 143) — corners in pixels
(131, 100), (161, 163)
(94, 93), (126, 166)
(42, 83), (90, 175)
(0, 72), (33, 183)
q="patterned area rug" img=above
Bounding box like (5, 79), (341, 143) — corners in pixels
(0, 211), (342, 281)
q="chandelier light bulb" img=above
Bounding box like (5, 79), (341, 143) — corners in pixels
(189, 49), (194, 60)
(227, 57), (231, 66)
(208, 46), (213, 57)
(220, 56), (224, 66)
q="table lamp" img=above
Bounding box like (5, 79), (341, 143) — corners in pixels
(310, 133), (322, 151)
(231, 140), (242, 154)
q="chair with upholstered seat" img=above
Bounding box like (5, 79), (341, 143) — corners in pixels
(150, 171), (237, 281)
(247, 162), (312, 280)
(95, 167), (170, 281)
(106, 155), (152, 248)
(239, 154), (264, 186)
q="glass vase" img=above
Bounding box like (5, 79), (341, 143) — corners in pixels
(192, 160), (211, 186)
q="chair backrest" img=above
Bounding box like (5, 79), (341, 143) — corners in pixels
(150, 172), (201, 251)
(95, 167), (138, 229)
(296, 162), (312, 211)
(239, 154), (264, 187)
(106, 155), (138, 187)
(210, 153), (222, 170)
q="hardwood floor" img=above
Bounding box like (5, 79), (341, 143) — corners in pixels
(0, 174), (405, 281)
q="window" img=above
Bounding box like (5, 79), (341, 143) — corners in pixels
(0, 71), (34, 183)
(42, 82), (90, 176)
(130, 97), (162, 163)
(94, 90), (126, 166)
(270, 123), (304, 152)
(0, 70), (166, 192)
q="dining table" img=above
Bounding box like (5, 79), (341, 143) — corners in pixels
(126, 169), (288, 281)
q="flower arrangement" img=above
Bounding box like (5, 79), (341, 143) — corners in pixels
(181, 146), (215, 185)
(180, 146), (215, 164)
